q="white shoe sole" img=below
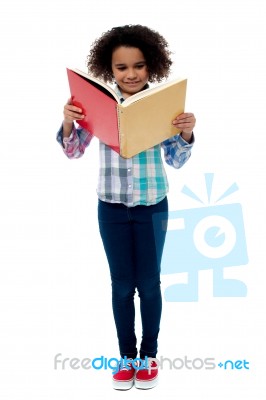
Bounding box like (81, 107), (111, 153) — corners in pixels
(135, 376), (158, 389)
(112, 378), (134, 390)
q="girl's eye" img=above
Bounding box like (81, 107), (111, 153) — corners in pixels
(116, 65), (145, 71)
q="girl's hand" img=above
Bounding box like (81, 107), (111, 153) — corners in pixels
(172, 112), (196, 142)
(63, 98), (84, 123)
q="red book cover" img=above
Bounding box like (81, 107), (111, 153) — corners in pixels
(66, 68), (120, 153)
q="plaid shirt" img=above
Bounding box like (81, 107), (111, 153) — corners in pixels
(57, 87), (194, 207)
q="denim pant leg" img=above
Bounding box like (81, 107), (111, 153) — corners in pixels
(129, 197), (168, 359)
(98, 197), (168, 359)
(98, 200), (137, 359)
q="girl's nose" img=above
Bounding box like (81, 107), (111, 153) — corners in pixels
(127, 68), (137, 79)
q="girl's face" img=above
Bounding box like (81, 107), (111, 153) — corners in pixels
(111, 46), (149, 98)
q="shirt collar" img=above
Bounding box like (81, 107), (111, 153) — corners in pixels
(114, 83), (149, 103)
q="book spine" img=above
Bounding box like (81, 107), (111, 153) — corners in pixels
(117, 104), (126, 158)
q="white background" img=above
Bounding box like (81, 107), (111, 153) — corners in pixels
(0, 0), (265, 398)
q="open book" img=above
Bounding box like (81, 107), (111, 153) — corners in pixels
(67, 67), (187, 158)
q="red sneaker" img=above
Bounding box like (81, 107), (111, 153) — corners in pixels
(112, 358), (136, 390)
(135, 358), (159, 389)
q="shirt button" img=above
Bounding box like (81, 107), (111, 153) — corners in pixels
(128, 168), (131, 172)
(128, 184), (132, 188)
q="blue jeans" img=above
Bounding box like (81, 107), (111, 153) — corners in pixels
(98, 197), (168, 359)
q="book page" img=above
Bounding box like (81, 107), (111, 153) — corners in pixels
(122, 78), (186, 107)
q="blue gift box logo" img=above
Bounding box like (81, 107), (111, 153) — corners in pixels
(153, 173), (249, 302)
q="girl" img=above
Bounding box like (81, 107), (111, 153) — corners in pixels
(57, 24), (196, 390)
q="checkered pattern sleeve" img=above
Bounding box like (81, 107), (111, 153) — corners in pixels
(56, 123), (93, 159)
(161, 133), (195, 169)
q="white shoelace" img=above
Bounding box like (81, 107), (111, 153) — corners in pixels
(120, 358), (135, 371)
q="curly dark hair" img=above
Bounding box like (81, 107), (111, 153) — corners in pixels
(86, 25), (173, 83)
